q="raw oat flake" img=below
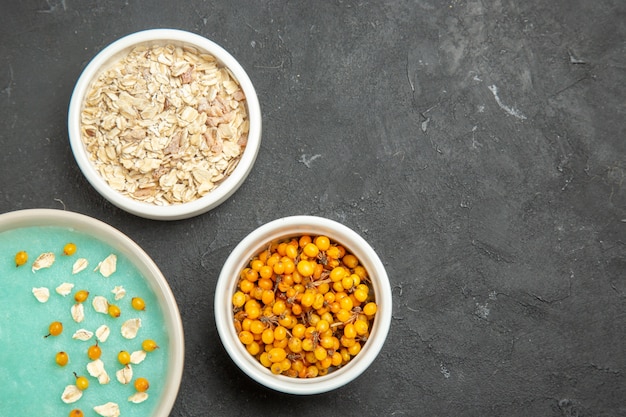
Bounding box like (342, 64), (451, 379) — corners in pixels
(80, 43), (249, 205)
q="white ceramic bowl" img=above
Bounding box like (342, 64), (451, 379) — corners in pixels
(214, 216), (392, 395)
(0, 209), (184, 415)
(68, 29), (262, 220)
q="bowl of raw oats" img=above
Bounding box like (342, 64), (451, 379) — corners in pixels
(68, 29), (262, 220)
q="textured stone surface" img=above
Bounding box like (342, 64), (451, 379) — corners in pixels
(0, 1), (624, 415)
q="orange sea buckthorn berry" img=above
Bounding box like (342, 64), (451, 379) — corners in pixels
(69, 410), (84, 417)
(300, 337), (314, 352)
(298, 235), (312, 248)
(142, 339), (159, 352)
(257, 250), (270, 263)
(244, 300), (261, 320)
(277, 242), (288, 256)
(288, 336), (303, 353)
(243, 268), (259, 282)
(316, 319), (330, 333)
(246, 341), (261, 356)
(239, 330), (254, 345)
(282, 258), (295, 274)
(55, 351), (69, 366)
(14, 250), (28, 267)
(270, 300), (285, 316)
(342, 253), (358, 269)
(314, 235), (331, 251)
(341, 276), (354, 291)
(354, 265), (367, 279)
(239, 279), (255, 294)
(45, 321), (63, 338)
(279, 358), (292, 372)
(343, 323), (357, 339)
(259, 265), (273, 280)
(291, 323), (306, 339)
(354, 287), (368, 303)
(285, 244), (298, 259)
(273, 325), (287, 341)
(262, 328), (275, 345)
(261, 289), (275, 305)
(74, 290), (89, 303)
(250, 259), (264, 272)
(266, 253), (280, 268)
(300, 292), (315, 308)
(303, 242), (319, 258)
(330, 266), (347, 282)
(108, 304), (121, 318)
(313, 262), (324, 279)
(297, 260), (314, 277)
(134, 377), (150, 392)
(331, 351), (343, 366)
(249, 319), (265, 335)
(320, 335), (335, 350)
(256, 278), (272, 291)
(259, 352), (271, 367)
(363, 302), (378, 316)
(339, 295), (354, 311)
(74, 373), (89, 391)
(273, 336), (289, 349)
(354, 319), (369, 336)
(270, 362), (283, 374)
(267, 347), (287, 363)
(332, 281), (344, 293)
(305, 365), (319, 378)
(87, 342), (102, 360)
(63, 243), (77, 256)
(312, 293), (325, 310)
(232, 291), (246, 308)
(336, 309), (351, 323)
(118, 350), (131, 365)
(326, 246), (341, 259)
(348, 342), (362, 356)
(314, 345), (328, 361)
(131, 297), (146, 311)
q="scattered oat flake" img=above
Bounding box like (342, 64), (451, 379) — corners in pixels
(92, 295), (109, 314)
(95, 254), (117, 277)
(116, 364), (133, 384)
(121, 318), (142, 339)
(94, 402), (120, 417)
(130, 349), (146, 365)
(72, 258), (89, 274)
(72, 328), (94, 341)
(61, 384), (83, 403)
(87, 359), (110, 384)
(96, 324), (111, 342)
(111, 285), (126, 300)
(32, 287), (50, 303)
(128, 391), (149, 404)
(71, 303), (85, 323)
(56, 282), (75, 296)
(32, 252), (55, 272)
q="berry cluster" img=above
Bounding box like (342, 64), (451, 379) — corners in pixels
(232, 235), (377, 378)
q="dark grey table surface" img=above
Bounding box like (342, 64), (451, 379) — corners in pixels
(1, 1), (624, 416)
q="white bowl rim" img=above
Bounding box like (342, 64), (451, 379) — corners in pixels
(0, 208), (185, 415)
(68, 28), (262, 221)
(214, 215), (392, 395)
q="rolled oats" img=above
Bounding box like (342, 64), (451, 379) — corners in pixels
(81, 44), (249, 204)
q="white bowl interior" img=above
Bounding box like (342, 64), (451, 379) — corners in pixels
(0, 209), (184, 416)
(68, 29), (262, 220)
(215, 216), (392, 395)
